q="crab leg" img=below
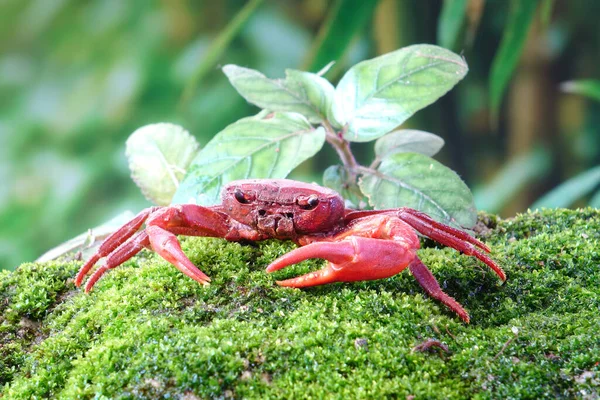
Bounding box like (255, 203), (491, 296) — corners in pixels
(408, 258), (469, 323)
(345, 208), (506, 281)
(84, 231), (150, 292)
(345, 208), (489, 252)
(75, 207), (158, 286)
(397, 208), (490, 252)
(396, 209), (505, 281)
(78, 204), (234, 291)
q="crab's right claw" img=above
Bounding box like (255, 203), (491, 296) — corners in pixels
(266, 237), (415, 288)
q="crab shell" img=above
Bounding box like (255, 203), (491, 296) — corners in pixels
(221, 179), (346, 237)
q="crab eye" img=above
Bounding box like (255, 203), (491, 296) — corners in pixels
(234, 189), (252, 204)
(297, 194), (319, 210)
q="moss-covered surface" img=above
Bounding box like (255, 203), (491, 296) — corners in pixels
(1, 208), (599, 399)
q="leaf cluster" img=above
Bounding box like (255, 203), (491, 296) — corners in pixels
(130, 44), (477, 228)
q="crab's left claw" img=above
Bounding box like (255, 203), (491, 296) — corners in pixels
(266, 237), (416, 287)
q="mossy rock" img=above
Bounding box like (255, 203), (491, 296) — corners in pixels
(1, 208), (599, 399)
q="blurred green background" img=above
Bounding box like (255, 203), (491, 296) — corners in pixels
(1, 0), (599, 271)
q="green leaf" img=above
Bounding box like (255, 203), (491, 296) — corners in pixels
(489, 0), (539, 120)
(302, 0), (380, 74)
(374, 129), (445, 160)
(358, 152), (477, 228)
(531, 165), (600, 209)
(322, 165), (368, 209)
(437, 0), (469, 50)
(172, 112), (326, 205)
(126, 123), (200, 206)
(180, 0), (265, 105)
(222, 65), (335, 123)
(560, 80), (600, 103)
(332, 44), (468, 142)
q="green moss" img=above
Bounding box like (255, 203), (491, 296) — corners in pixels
(1, 208), (599, 399)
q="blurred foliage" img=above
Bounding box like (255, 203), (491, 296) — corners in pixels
(2, 0), (600, 270)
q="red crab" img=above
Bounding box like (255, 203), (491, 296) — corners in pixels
(75, 179), (505, 323)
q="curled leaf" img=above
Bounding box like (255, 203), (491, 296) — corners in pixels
(172, 112), (326, 205)
(126, 123), (200, 206)
(359, 153), (477, 228)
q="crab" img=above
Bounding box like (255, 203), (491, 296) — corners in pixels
(75, 179), (505, 323)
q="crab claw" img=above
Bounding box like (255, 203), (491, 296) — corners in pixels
(266, 237), (416, 287)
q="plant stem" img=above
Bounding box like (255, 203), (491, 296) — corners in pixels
(323, 121), (360, 179)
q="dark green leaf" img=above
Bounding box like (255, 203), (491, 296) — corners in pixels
(359, 152), (477, 228)
(531, 165), (600, 209)
(172, 112), (326, 205)
(222, 65), (335, 123)
(332, 44), (468, 142)
(437, 0), (468, 50)
(489, 0), (539, 120)
(560, 80), (600, 103)
(126, 123), (200, 206)
(302, 0), (380, 74)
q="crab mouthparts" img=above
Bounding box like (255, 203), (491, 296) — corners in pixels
(257, 214), (294, 238)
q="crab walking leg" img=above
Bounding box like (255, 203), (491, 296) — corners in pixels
(75, 207), (158, 286)
(397, 210), (506, 281)
(267, 237), (417, 287)
(408, 258), (470, 323)
(345, 208), (506, 281)
(146, 226), (211, 285)
(84, 231), (150, 292)
(397, 209), (491, 252)
(81, 204), (239, 291)
(139, 204), (243, 284)
(346, 208), (490, 252)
